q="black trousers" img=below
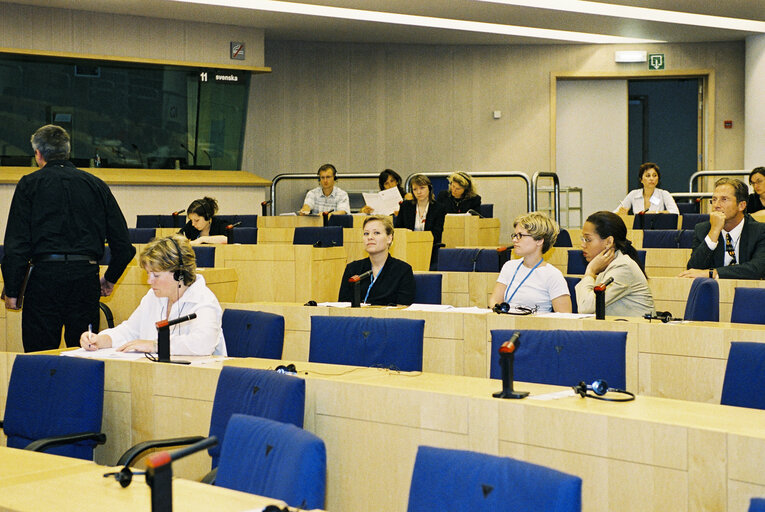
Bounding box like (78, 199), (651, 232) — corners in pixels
(22, 261), (101, 352)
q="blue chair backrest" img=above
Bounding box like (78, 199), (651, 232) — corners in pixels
(750, 498), (765, 512)
(229, 214), (258, 228)
(229, 227), (258, 244)
(192, 246), (216, 267)
(632, 213), (678, 230)
(326, 214), (354, 228)
(731, 288), (765, 325)
(216, 414), (326, 510)
(136, 214), (181, 229)
(3, 355), (104, 460)
(413, 273), (442, 304)
(475, 249), (501, 272)
(555, 229), (573, 247)
(437, 248), (481, 272)
(677, 202), (698, 214)
(407, 445), (582, 512)
(309, 316), (425, 371)
(681, 213), (709, 230)
(207, 367), (305, 468)
(642, 230), (694, 248)
(564, 276), (580, 313)
(222, 309), (284, 359)
(293, 226), (343, 247)
(683, 277), (719, 322)
(566, 250), (587, 275)
(128, 227), (156, 243)
(490, 329), (627, 388)
(721, 342), (765, 410)
(479, 204), (493, 218)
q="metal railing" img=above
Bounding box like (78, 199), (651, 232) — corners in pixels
(268, 172), (381, 215)
(689, 170), (750, 192)
(403, 171), (533, 212)
(531, 171), (560, 224)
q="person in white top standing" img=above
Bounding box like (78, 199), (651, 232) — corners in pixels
(615, 162), (679, 214)
(299, 163), (350, 216)
(489, 212), (571, 313)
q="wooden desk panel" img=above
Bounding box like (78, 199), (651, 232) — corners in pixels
(442, 216), (500, 247)
(214, 244), (345, 303)
(258, 216), (323, 228)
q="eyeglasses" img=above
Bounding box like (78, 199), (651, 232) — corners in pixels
(511, 233), (534, 241)
(580, 237), (598, 245)
(709, 196), (733, 205)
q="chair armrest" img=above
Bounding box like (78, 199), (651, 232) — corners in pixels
(117, 435), (206, 467)
(25, 432), (106, 452)
(200, 467), (217, 485)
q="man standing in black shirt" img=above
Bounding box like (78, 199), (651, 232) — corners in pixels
(2, 125), (135, 352)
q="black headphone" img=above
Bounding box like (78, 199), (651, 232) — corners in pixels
(643, 311), (679, 323)
(168, 237), (188, 284)
(318, 164), (337, 180)
(492, 302), (535, 315)
(573, 380), (635, 402)
(191, 198), (213, 220)
(103, 466), (145, 488)
(455, 171), (472, 186)
(275, 363), (297, 374)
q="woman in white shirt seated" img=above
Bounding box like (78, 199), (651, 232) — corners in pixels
(489, 212), (572, 313)
(615, 162), (679, 214)
(79, 235), (226, 356)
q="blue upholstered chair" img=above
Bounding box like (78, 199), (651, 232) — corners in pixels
(683, 277), (719, 322)
(293, 226), (343, 247)
(309, 316), (425, 371)
(128, 227), (156, 243)
(555, 229), (573, 247)
(192, 246), (216, 267)
(228, 227), (258, 244)
(1, 355), (106, 460)
(222, 309), (284, 359)
(681, 213), (709, 230)
(326, 214), (354, 228)
(475, 249), (503, 272)
(564, 276), (580, 314)
(230, 214), (258, 228)
(490, 329), (627, 389)
(136, 214), (181, 229)
(413, 273), (442, 304)
(677, 202), (699, 214)
(407, 446), (582, 512)
(731, 288), (765, 325)
(642, 229), (694, 248)
(437, 248), (481, 272)
(632, 213), (678, 230)
(479, 204), (493, 218)
(750, 498), (765, 512)
(721, 342), (765, 410)
(216, 414), (326, 510)
(117, 367), (305, 471)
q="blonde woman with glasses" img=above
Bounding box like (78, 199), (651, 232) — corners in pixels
(489, 212), (571, 313)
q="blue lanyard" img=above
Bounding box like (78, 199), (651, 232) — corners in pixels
(363, 266), (384, 304)
(503, 259), (542, 304)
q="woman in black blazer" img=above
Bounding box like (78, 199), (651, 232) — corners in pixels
(435, 171), (481, 214)
(394, 174), (446, 268)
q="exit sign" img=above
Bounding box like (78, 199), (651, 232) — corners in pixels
(648, 54), (665, 70)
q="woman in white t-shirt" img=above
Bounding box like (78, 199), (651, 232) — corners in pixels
(489, 212), (571, 313)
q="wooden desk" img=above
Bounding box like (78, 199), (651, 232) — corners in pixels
(258, 215), (323, 230)
(213, 244), (345, 303)
(442, 215), (500, 247)
(0, 447), (296, 512)
(3, 354), (763, 511)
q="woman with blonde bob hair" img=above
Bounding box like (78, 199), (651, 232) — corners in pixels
(489, 212), (571, 313)
(436, 171), (482, 214)
(338, 215), (415, 305)
(79, 235), (226, 355)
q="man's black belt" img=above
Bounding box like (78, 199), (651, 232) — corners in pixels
(34, 254), (97, 263)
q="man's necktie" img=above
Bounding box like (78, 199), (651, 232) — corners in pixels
(726, 233), (737, 265)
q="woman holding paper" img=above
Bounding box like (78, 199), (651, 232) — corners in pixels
(338, 216), (415, 305)
(79, 235), (226, 355)
(394, 174), (446, 269)
(489, 212), (571, 313)
(360, 169), (406, 214)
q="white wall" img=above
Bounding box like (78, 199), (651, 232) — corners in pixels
(745, 34), (765, 168)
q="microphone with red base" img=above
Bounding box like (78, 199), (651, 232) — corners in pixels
(594, 277), (614, 320)
(145, 436), (218, 512)
(155, 313), (196, 364)
(224, 221), (242, 231)
(493, 331), (529, 399)
(261, 200), (272, 216)
(349, 270), (372, 308)
(171, 209), (185, 228)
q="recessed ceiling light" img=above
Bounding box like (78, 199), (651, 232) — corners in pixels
(168, 0), (664, 43)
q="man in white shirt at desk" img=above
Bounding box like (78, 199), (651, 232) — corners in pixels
(299, 163), (350, 216)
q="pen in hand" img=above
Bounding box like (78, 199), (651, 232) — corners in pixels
(86, 323), (97, 351)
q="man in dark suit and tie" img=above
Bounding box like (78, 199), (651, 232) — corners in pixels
(680, 177), (765, 280)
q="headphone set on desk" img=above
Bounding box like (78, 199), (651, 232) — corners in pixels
(572, 380), (635, 402)
(492, 302), (535, 315)
(643, 311), (681, 323)
(275, 363), (297, 374)
(103, 466), (145, 487)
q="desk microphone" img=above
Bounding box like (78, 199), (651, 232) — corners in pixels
(180, 143), (196, 166)
(348, 270), (373, 283)
(594, 277), (614, 320)
(492, 332), (528, 399)
(171, 209), (185, 216)
(225, 221), (242, 230)
(349, 270), (373, 307)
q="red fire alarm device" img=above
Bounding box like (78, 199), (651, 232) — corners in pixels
(724, 120), (733, 129)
